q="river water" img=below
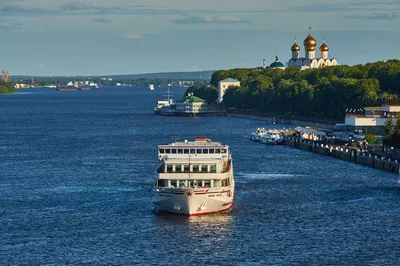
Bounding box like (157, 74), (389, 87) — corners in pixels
(1, 87), (399, 265)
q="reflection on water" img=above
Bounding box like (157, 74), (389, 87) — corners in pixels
(155, 211), (233, 246)
(155, 211), (233, 227)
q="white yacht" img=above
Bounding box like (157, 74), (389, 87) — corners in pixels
(149, 84), (155, 91)
(249, 127), (267, 142)
(259, 129), (284, 145)
(153, 137), (235, 216)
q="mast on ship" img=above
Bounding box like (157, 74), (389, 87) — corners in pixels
(165, 85), (174, 104)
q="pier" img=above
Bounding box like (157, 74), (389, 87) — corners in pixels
(283, 136), (400, 174)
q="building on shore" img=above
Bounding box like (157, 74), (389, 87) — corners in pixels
(154, 93), (209, 116)
(218, 78), (240, 103)
(287, 27), (339, 70)
(269, 56), (285, 70)
(176, 93), (207, 114)
(336, 105), (399, 135)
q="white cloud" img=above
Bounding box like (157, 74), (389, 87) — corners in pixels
(171, 15), (250, 24)
(124, 33), (144, 39)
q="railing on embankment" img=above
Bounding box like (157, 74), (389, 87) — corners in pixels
(283, 137), (400, 174)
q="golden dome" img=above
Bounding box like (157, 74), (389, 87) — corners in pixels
(319, 41), (329, 52)
(291, 41), (300, 51)
(304, 33), (317, 51)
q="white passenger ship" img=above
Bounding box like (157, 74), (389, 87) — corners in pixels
(153, 137), (235, 216)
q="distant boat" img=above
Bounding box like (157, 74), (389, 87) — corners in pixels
(56, 86), (77, 92)
(79, 87), (91, 91)
(149, 84), (155, 91)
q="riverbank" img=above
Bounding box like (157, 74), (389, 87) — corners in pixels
(283, 136), (399, 174)
(216, 112), (337, 130)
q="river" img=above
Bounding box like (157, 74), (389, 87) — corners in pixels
(1, 87), (399, 265)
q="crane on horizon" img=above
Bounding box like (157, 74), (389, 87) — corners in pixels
(31, 73), (35, 88)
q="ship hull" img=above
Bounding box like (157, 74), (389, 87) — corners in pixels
(153, 187), (234, 216)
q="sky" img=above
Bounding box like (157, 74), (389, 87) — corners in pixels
(1, 0), (400, 76)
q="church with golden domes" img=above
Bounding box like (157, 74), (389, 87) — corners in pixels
(287, 27), (339, 70)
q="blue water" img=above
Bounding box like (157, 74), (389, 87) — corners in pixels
(1, 87), (399, 265)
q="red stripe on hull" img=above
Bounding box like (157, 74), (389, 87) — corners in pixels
(158, 204), (233, 217)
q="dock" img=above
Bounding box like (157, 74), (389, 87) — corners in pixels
(283, 136), (400, 174)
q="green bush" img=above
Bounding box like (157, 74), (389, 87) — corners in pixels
(364, 134), (377, 144)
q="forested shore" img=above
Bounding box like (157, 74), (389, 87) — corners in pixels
(186, 59), (400, 120)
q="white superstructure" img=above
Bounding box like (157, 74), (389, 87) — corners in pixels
(259, 129), (284, 145)
(153, 137), (235, 216)
(149, 84), (155, 91)
(250, 127), (267, 142)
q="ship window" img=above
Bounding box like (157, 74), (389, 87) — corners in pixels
(184, 149), (189, 154)
(215, 149), (221, 154)
(202, 149), (209, 154)
(209, 149), (215, 154)
(170, 180), (177, 188)
(193, 180), (201, 188)
(221, 149), (227, 154)
(175, 165), (181, 173)
(221, 178), (230, 187)
(183, 165), (190, 173)
(193, 165), (199, 172)
(171, 149), (177, 154)
(204, 180), (211, 188)
(158, 179), (168, 187)
(159, 149), (164, 153)
(201, 165), (207, 172)
(190, 149), (196, 154)
(177, 149), (183, 154)
(165, 149), (170, 154)
(210, 165), (217, 173)
(167, 165), (173, 173)
(221, 179), (226, 187)
(196, 149), (202, 154)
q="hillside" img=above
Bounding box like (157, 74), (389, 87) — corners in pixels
(11, 70), (215, 81)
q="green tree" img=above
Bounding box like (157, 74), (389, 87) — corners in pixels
(210, 70), (229, 87)
(185, 85), (218, 104)
(0, 81), (15, 94)
(384, 117), (395, 138)
(364, 134), (378, 144)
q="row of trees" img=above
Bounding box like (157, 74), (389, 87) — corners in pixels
(189, 60), (400, 120)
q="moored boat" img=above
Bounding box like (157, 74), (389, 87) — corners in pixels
(259, 129), (284, 145)
(250, 127), (267, 142)
(153, 137), (235, 216)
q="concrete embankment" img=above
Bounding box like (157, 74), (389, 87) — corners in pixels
(283, 136), (400, 174)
